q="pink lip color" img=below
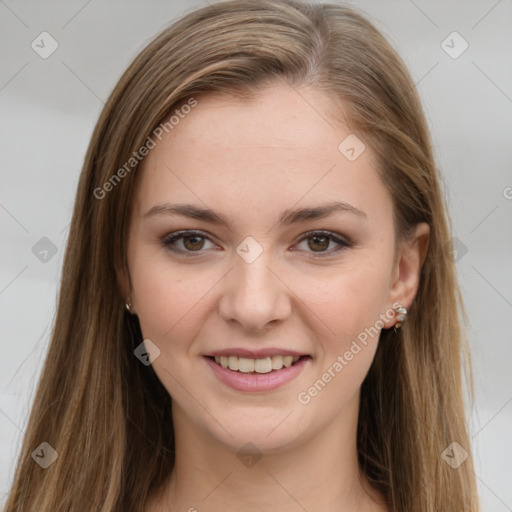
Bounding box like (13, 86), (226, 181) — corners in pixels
(204, 356), (311, 392)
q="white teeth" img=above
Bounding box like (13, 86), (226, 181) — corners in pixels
(254, 357), (272, 373)
(271, 355), (283, 369)
(213, 355), (301, 373)
(238, 357), (255, 373)
(283, 355), (294, 368)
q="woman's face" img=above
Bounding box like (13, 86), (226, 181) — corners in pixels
(126, 83), (424, 452)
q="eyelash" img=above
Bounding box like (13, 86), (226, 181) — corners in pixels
(161, 230), (352, 258)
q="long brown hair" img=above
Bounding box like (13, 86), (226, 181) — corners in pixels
(4, 1), (479, 510)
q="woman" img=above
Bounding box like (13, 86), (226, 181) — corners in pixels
(4, 1), (480, 510)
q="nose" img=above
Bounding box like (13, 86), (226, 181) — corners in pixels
(218, 249), (292, 333)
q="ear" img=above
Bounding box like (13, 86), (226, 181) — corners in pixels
(382, 222), (430, 328)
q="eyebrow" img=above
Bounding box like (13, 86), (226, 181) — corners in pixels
(143, 201), (367, 227)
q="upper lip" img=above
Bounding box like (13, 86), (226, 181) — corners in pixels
(204, 348), (309, 359)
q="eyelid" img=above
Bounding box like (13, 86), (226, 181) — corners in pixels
(161, 229), (352, 257)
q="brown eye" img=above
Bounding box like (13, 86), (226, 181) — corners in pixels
(162, 231), (216, 254)
(307, 235), (330, 252)
(293, 230), (351, 257)
(182, 235), (205, 251)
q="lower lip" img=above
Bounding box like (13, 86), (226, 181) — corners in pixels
(204, 356), (311, 392)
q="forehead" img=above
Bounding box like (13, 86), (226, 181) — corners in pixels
(158, 85), (352, 164)
(132, 84), (391, 228)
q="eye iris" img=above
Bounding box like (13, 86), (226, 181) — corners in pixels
(308, 235), (329, 252)
(183, 235), (204, 251)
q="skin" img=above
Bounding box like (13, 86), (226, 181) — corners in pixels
(123, 82), (429, 512)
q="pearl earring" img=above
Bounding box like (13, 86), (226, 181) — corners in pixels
(394, 304), (407, 330)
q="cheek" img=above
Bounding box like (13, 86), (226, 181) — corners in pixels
(128, 240), (233, 372)
(131, 257), (206, 344)
(293, 260), (392, 412)
(293, 255), (393, 349)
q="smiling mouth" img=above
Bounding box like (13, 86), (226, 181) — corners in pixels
(206, 355), (311, 374)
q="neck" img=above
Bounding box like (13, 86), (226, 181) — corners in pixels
(148, 392), (387, 512)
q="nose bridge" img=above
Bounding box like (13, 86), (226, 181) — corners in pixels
(219, 238), (291, 331)
(235, 248), (275, 296)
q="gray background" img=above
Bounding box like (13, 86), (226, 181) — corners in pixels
(0, 0), (511, 509)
